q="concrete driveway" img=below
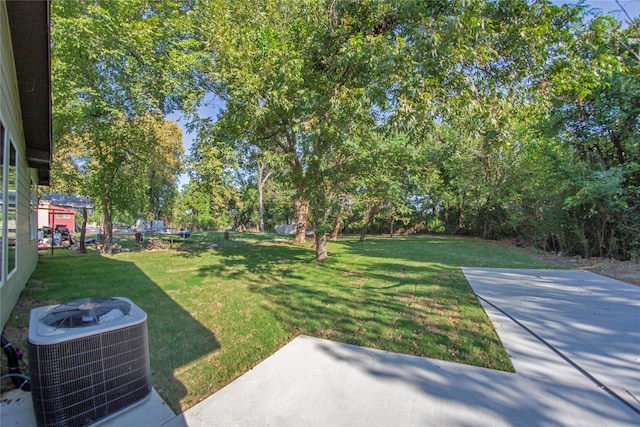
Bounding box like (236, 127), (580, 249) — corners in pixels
(164, 268), (640, 427)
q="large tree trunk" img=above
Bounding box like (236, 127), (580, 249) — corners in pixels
(294, 198), (308, 244)
(79, 207), (87, 254)
(102, 202), (113, 254)
(359, 203), (379, 242)
(315, 232), (328, 261)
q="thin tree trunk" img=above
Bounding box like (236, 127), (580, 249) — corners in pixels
(611, 131), (626, 166)
(389, 207), (396, 237)
(329, 196), (347, 242)
(102, 202), (113, 254)
(359, 203), (379, 242)
(482, 205), (493, 240)
(329, 215), (341, 241)
(315, 232), (328, 261)
(149, 172), (156, 219)
(294, 198), (308, 244)
(258, 177), (265, 233)
(257, 164), (273, 233)
(79, 207), (87, 254)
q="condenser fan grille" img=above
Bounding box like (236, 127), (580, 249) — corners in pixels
(41, 297), (131, 328)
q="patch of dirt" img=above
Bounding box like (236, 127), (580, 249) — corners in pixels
(144, 239), (171, 250)
(500, 239), (640, 286)
(532, 252), (640, 286)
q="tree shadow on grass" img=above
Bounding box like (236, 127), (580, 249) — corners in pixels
(194, 243), (310, 279)
(18, 252), (220, 414)
(115, 232), (292, 259)
(203, 240), (511, 370)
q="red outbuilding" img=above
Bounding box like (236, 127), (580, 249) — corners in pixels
(37, 203), (76, 231)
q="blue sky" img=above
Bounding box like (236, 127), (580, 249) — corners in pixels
(555, 0), (640, 20)
(166, 95), (223, 188)
(170, 0), (640, 189)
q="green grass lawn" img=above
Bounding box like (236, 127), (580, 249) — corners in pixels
(13, 233), (560, 412)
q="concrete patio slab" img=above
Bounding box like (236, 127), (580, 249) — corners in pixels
(0, 387), (174, 427)
(165, 333), (639, 427)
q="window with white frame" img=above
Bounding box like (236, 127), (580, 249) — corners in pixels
(7, 137), (17, 276)
(1, 122), (5, 283)
(1, 120), (18, 282)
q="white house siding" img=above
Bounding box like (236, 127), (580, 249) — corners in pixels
(0, 2), (40, 329)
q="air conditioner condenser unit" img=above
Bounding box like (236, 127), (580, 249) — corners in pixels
(28, 297), (151, 427)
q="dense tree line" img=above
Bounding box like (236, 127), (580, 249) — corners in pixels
(184, 0), (638, 260)
(51, 0), (639, 260)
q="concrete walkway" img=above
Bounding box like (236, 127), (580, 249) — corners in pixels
(461, 268), (640, 414)
(163, 269), (640, 427)
(3, 269), (639, 426)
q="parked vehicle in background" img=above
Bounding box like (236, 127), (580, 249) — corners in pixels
(134, 219), (165, 233)
(152, 228), (192, 239)
(175, 230), (192, 238)
(112, 223), (133, 233)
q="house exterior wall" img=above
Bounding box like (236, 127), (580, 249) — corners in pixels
(1, 2), (40, 329)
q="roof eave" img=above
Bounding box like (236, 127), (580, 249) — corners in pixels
(6, 0), (52, 186)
